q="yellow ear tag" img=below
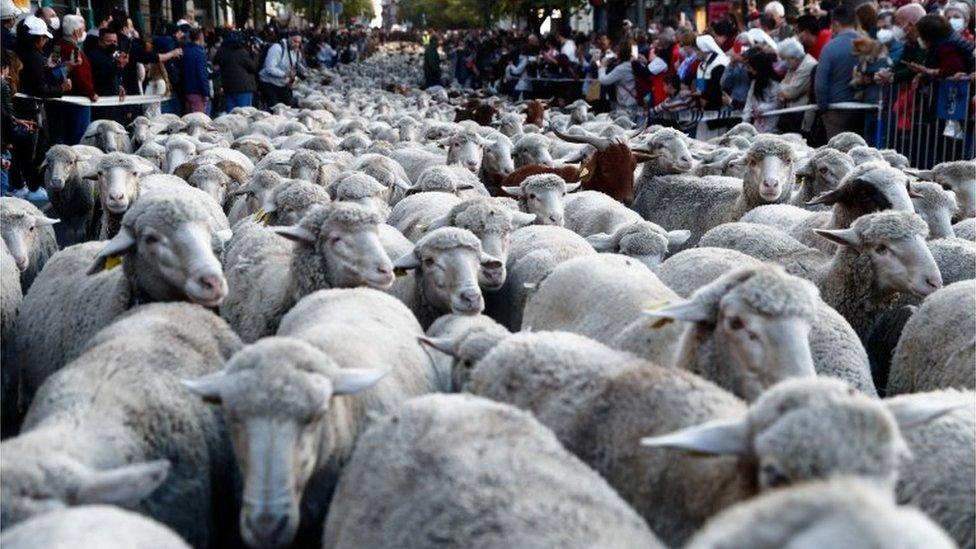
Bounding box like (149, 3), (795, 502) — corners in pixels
(578, 166), (591, 183)
(394, 267), (410, 278)
(253, 208), (269, 225)
(644, 299), (673, 329)
(416, 223), (429, 232)
(103, 255), (123, 271)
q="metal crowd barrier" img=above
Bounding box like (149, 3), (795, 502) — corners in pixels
(875, 78), (974, 169)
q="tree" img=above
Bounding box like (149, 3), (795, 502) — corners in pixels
(399, 0), (586, 30)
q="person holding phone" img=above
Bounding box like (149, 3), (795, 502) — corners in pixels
(51, 14), (96, 145)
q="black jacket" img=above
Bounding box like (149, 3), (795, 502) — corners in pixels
(213, 42), (257, 93)
(88, 46), (122, 96)
(19, 46), (62, 98)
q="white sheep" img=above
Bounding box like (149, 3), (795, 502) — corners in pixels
(184, 288), (437, 547)
(387, 146), (448, 184)
(389, 227), (501, 328)
(0, 198), (59, 290)
(347, 153), (413, 200)
(888, 280), (975, 395)
(258, 179), (332, 227)
(220, 203), (393, 342)
(501, 173), (580, 226)
(328, 171), (391, 218)
(388, 191), (462, 241)
(1, 506), (191, 549)
(564, 190), (690, 267)
(420, 312), (509, 391)
(825, 131), (868, 152)
(12, 192), (229, 414)
(684, 478), (956, 549)
(80, 120), (131, 153)
(40, 144), (103, 245)
(321, 394), (665, 549)
(0, 243), (21, 344)
(954, 217), (976, 240)
(790, 147), (854, 209)
(2, 303), (242, 546)
(910, 159), (976, 219)
(909, 181), (959, 239)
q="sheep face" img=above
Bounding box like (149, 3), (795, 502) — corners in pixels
(41, 146), (81, 192)
(646, 266), (818, 401)
(182, 339), (385, 549)
(586, 222), (690, 269)
(746, 152), (794, 202)
(496, 113), (523, 138)
(809, 152), (854, 196)
(0, 208), (58, 271)
(164, 141), (196, 175)
(639, 132), (694, 173)
(395, 229), (501, 315)
(445, 131), (486, 173)
(502, 175), (579, 227)
(481, 138), (515, 178)
(910, 182), (958, 239)
(808, 164), (915, 216)
(189, 168), (230, 208)
(918, 161), (976, 219)
(88, 205), (229, 307)
(817, 212), (943, 298)
(88, 122), (131, 153)
(514, 135), (553, 168)
(0, 451), (170, 530)
(93, 162), (149, 215)
(641, 377), (958, 492)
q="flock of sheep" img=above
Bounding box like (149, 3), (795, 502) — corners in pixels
(0, 42), (974, 549)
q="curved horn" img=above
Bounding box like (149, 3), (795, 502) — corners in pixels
(549, 124), (611, 151)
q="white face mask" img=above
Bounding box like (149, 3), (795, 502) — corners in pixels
(877, 28), (895, 44)
(891, 25), (906, 41)
(48, 15), (59, 31)
(949, 17), (965, 32)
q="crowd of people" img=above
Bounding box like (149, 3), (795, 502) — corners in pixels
(424, 0), (974, 149)
(0, 0), (380, 201)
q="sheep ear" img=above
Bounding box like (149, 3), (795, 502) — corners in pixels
(501, 186), (524, 197)
(87, 227), (137, 275)
(39, 158), (48, 170)
(806, 187), (845, 206)
(32, 215), (60, 227)
(510, 211), (537, 228)
(640, 418), (750, 456)
(417, 335), (457, 357)
(393, 178), (414, 192)
(885, 398), (964, 431)
(814, 227), (862, 249)
(907, 168), (934, 180)
(564, 183), (582, 193)
(181, 370), (236, 404)
(643, 299), (715, 324)
(75, 460), (171, 506)
(907, 185), (924, 199)
(586, 233), (618, 252)
(273, 226), (315, 244)
(331, 368), (388, 395)
(666, 230), (692, 247)
(393, 252), (421, 271)
(456, 181), (476, 191)
(81, 163), (100, 180)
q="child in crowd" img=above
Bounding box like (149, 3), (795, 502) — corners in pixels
(649, 74), (698, 135)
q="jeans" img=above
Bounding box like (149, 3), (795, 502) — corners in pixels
(161, 97), (182, 115)
(260, 82), (293, 108)
(59, 103), (91, 145)
(224, 92), (253, 112)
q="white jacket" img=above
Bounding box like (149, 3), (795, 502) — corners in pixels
(259, 40), (307, 88)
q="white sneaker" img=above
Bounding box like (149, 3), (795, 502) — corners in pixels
(25, 188), (48, 202)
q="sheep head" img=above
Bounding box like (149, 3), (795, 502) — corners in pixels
(502, 174), (579, 226)
(586, 221), (690, 269)
(0, 199), (58, 271)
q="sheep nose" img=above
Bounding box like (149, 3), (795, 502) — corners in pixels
(245, 512), (290, 548)
(762, 179), (779, 191)
(197, 274), (223, 293)
(925, 276), (943, 290)
(547, 214), (563, 225)
(109, 191), (126, 202)
(457, 288), (483, 310)
(14, 257), (28, 271)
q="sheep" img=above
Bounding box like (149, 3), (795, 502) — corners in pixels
(288, 149), (334, 186)
(388, 191), (462, 241)
(321, 394), (665, 549)
(484, 224), (595, 330)
(0, 198), (59, 290)
(501, 173), (580, 226)
(0, 506), (192, 549)
(880, 148), (911, 169)
(684, 478), (956, 549)
(692, 146), (747, 179)
(848, 145), (886, 166)
(328, 171), (391, 218)
(825, 131), (868, 152)
(910, 181), (959, 239)
(231, 134), (273, 164)
(2, 303), (241, 546)
(389, 227), (502, 328)
(226, 170), (289, 225)
(40, 144), (102, 245)
(477, 132), (515, 188)
(80, 120), (131, 153)
(420, 313), (509, 391)
(347, 153), (412, 200)
(0, 243), (21, 343)
(513, 133), (555, 167)
(887, 281), (975, 395)
(654, 246), (878, 396)
(887, 389), (976, 548)
(183, 288), (437, 548)
(632, 134), (796, 249)
(927, 236), (976, 285)
(258, 179), (332, 226)
(186, 164), (233, 208)
(954, 217), (976, 240)
(391, 164), (484, 206)
(790, 147), (854, 209)
(444, 127), (488, 173)
(134, 141), (166, 170)
(564, 190), (690, 268)
(387, 146), (448, 184)
(82, 153), (158, 239)
(910, 159), (976, 219)
(252, 149), (296, 176)
(220, 203), (394, 342)
(338, 130), (372, 153)
(11, 192), (229, 413)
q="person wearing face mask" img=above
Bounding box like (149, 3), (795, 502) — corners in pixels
(877, 3), (927, 84)
(907, 13), (975, 79)
(51, 14), (95, 145)
(88, 26), (127, 123)
(944, 2), (974, 45)
(776, 37), (817, 134)
(259, 29), (307, 108)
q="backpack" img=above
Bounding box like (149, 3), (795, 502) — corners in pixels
(632, 61), (654, 107)
(256, 40), (278, 72)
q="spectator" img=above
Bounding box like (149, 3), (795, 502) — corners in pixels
(423, 34), (442, 89)
(55, 14), (96, 145)
(180, 28), (210, 113)
(650, 73), (697, 134)
(776, 37), (817, 134)
(33, 6), (58, 56)
(944, 3), (974, 45)
(82, 9), (111, 53)
(676, 30), (700, 84)
(454, 39), (477, 88)
(721, 34), (753, 109)
(1, 0), (20, 51)
(213, 30), (256, 112)
(88, 27), (126, 122)
(742, 50), (782, 132)
(795, 14), (831, 59)
(711, 19), (736, 52)
(694, 34), (729, 110)
(317, 39), (337, 68)
(764, 1), (794, 40)
(259, 29), (306, 107)
(2, 48), (36, 197)
(910, 14), (975, 78)
(881, 4), (929, 85)
(144, 62), (169, 117)
(598, 39), (640, 116)
(815, 5), (861, 138)
(856, 2), (880, 38)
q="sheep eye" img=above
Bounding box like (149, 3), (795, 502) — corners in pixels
(422, 257), (435, 268)
(762, 464), (790, 488)
(28, 225), (35, 232)
(727, 316), (745, 330)
(875, 244), (888, 255)
(330, 236), (342, 245)
(145, 234), (160, 245)
(528, 193), (537, 200)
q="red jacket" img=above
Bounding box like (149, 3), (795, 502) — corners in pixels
(59, 39), (97, 100)
(811, 29), (831, 60)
